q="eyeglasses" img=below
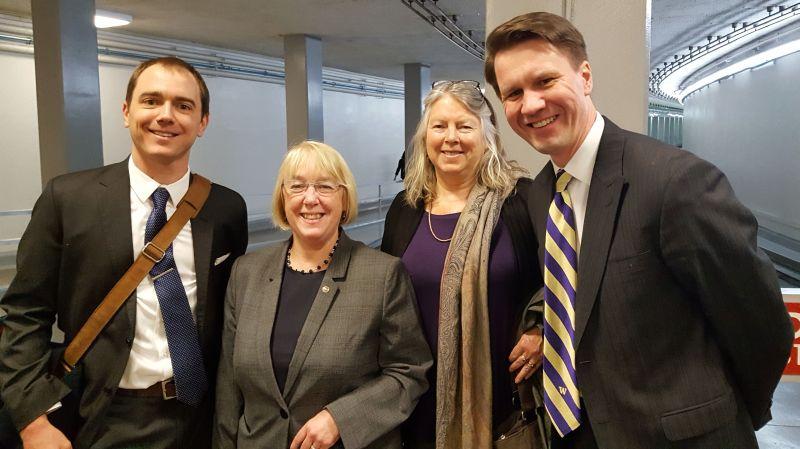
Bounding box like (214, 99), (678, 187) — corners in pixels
(431, 80), (481, 91)
(283, 180), (343, 197)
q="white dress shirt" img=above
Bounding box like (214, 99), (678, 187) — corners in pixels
(119, 158), (197, 389)
(552, 112), (605, 259)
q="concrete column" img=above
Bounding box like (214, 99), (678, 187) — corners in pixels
(485, 0), (650, 172)
(31, 0), (104, 186)
(404, 63), (430, 160)
(284, 34), (323, 146)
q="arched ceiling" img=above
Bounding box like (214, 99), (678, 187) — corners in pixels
(0, 0), (784, 82)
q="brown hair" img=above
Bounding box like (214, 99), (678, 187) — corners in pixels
(125, 56), (210, 117)
(484, 12), (588, 97)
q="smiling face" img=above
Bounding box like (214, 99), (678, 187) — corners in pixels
(494, 39), (596, 167)
(283, 162), (344, 250)
(425, 94), (487, 183)
(123, 64), (208, 171)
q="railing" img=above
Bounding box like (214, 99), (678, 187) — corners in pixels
(243, 182), (401, 226)
(245, 182), (401, 251)
(0, 209), (31, 246)
(0, 183), (402, 283)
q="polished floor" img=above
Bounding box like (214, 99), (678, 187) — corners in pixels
(757, 382), (800, 448)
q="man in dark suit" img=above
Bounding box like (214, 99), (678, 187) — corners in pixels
(0, 56), (248, 448)
(484, 12), (793, 449)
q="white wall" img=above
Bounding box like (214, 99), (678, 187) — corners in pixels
(0, 52), (40, 242)
(0, 51), (405, 227)
(683, 52), (800, 241)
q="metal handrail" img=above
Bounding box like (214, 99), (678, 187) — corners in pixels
(0, 209), (31, 216)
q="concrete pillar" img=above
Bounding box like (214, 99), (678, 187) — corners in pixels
(485, 0), (650, 172)
(31, 0), (104, 186)
(404, 63), (430, 160)
(284, 34), (323, 146)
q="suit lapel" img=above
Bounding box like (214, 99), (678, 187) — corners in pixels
(573, 121), (626, 348)
(282, 233), (352, 396)
(191, 187), (214, 336)
(532, 166), (556, 271)
(98, 161), (136, 330)
(255, 240), (291, 408)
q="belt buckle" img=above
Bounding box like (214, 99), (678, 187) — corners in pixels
(161, 379), (176, 400)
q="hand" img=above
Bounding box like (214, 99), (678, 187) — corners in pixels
(20, 415), (72, 449)
(290, 409), (340, 449)
(508, 327), (544, 384)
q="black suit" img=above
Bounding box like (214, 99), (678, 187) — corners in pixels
(527, 118), (793, 448)
(0, 160), (248, 447)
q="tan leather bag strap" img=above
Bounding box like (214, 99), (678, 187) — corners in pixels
(59, 174), (212, 375)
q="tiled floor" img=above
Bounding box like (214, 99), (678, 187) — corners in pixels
(757, 382), (800, 448)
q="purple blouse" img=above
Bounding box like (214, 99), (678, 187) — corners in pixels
(400, 211), (519, 442)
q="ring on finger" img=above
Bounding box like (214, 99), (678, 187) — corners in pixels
(527, 360), (535, 368)
(520, 354), (528, 363)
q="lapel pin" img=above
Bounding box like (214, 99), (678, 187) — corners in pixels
(322, 285), (330, 293)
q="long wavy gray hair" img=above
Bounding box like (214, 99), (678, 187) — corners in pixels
(403, 81), (525, 207)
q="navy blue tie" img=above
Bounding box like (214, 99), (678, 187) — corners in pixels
(145, 187), (208, 405)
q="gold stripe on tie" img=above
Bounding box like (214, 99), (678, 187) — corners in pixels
(543, 169), (581, 437)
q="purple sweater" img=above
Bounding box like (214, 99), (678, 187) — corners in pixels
(401, 212), (519, 442)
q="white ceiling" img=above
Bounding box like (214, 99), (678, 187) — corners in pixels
(0, 0), (782, 81)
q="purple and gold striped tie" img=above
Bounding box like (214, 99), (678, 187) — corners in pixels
(543, 170), (581, 437)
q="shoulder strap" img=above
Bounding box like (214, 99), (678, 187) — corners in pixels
(59, 174), (212, 375)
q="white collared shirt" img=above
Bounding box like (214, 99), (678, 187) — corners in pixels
(119, 157), (197, 389)
(552, 112), (605, 259)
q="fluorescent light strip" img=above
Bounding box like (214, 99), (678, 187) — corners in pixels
(94, 10), (131, 29)
(679, 38), (800, 101)
(659, 8), (800, 99)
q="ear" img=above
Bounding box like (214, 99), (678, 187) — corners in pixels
(197, 113), (210, 137)
(122, 102), (130, 128)
(580, 61), (593, 95)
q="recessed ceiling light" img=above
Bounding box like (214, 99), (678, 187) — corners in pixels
(94, 10), (132, 29)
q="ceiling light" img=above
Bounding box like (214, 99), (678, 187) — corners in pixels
(94, 10), (132, 29)
(651, 2), (800, 103)
(679, 38), (800, 101)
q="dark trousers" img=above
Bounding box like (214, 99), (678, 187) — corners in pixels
(91, 393), (210, 449)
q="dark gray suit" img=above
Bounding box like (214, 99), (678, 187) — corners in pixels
(215, 233), (432, 449)
(0, 160), (248, 447)
(527, 119), (793, 448)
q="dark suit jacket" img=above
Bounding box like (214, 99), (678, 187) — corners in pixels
(526, 118), (793, 448)
(215, 233), (432, 449)
(0, 160), (248, 447)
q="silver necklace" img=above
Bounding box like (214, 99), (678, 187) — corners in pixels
(427, 209), (453, 243)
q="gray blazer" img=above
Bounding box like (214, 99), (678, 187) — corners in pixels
(215, 233), (432, 449)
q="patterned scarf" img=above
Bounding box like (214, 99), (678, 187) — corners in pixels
(435, 182), (513, 449)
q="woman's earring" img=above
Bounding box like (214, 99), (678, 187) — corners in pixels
(341, 211), (347, 221)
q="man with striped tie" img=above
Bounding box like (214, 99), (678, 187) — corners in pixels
(484, 12), (793, 449)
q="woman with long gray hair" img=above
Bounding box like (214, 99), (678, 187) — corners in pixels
(381, 81), (544, 448)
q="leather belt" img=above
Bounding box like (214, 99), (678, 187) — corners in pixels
(116, 378), (177, 400)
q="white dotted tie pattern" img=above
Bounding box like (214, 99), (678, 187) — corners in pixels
(145, 187), (208, 405)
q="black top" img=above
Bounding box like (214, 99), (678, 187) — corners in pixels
(270, 266), (325, 392)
